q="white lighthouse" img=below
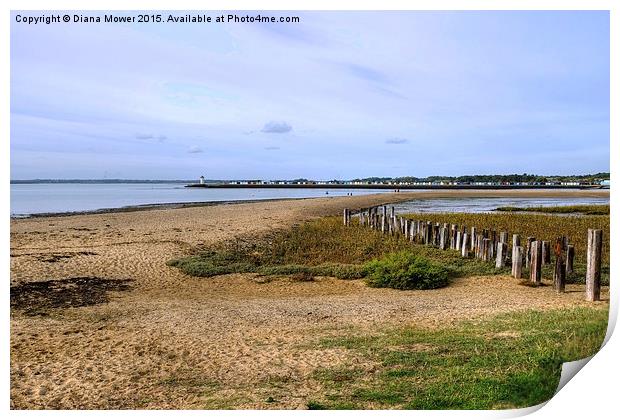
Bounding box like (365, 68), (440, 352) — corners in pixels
(199, 176), (205, 185)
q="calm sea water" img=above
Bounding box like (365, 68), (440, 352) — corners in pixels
(10, 183), (609, 217)
(395, 196), (609, 214)
(9, 183), (389, 216)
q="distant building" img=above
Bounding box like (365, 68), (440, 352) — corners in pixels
(199, 176), (205, 184)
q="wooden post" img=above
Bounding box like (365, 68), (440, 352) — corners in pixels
(462, 233), (469, 257)
(439, 227), (448, 250)
(482, 239), (491, 262)
(542, 241), (551, 265)
(343, 209), (349, 226)
(499, 232), (508, 244)
(449, 225), (455, 249)
(586, 229), (602, 301)
(470, 227), (477, 251)
(566, 245), (575, 274)
(381, 208), (387, 233)
(496, 242), (507, 268)
(525, 237), (535, 266)
(513, 246), (523, 278)
(553, 238), (566, 293)
(425, 221), (432, 245)
(530, 240), (542, 285)
(511, 234), (521, 270)
(456, 231), (462, 251)
(390, 206), (395, 218)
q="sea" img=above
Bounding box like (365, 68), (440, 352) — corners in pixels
(10, 182), (609, 217)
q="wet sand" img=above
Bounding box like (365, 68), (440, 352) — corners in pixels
(10, 190), (609, 409)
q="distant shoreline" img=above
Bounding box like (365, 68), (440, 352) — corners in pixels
(185, 183), (605, 190)
(10, 197), (315, 219)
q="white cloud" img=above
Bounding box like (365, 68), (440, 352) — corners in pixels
(261, 121), (292, 134)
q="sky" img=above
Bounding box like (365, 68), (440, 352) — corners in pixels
(10, 11), (610, 180)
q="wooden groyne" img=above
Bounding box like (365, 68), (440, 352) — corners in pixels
(345, 206), (603, 301)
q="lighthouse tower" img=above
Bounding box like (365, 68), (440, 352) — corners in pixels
(199, 176), (205, 184)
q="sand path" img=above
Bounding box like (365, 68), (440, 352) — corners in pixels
(10, 190), (609, 409)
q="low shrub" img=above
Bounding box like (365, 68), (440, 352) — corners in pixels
(363, 251), (449, 290)
(167, 257), (257, 277)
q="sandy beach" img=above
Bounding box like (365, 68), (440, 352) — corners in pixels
(10, 190), (610, 409)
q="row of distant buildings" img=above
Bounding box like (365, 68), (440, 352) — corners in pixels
(197, 176), (610, 188)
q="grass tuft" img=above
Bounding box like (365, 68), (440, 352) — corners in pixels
(495, 204), (609, 215)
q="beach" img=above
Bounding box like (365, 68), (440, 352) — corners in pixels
(10, 189), (610, 409)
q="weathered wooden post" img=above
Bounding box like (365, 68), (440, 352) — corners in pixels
(525, 237), (535, 266)
(482, 238), (491, 262)
(499, 231), (508, 244)
(586, 229), (602, 301)
(511, 234), (521, 267)
(553, 238), (566, 293)
(462, 233), (469, 257)
(566, 245), (575, 274)
(530, 240), (542, 285)
(439, 227), (448, 250)
(470, 227), (477, 251)
(343, 209), (349, 226)
(381, 216), (386, 234)
(390, 206), (395, 218)
(425, 221), (433, 245)
(456, 231), (462, 251)
(487, 238), (494, 261)
(496, 242), (507, 268)
(449, 225), (455, 249)
(512, 246), (523, 278)
(542, 241), (551, 265)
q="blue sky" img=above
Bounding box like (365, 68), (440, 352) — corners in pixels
(10, 11), (609, 180)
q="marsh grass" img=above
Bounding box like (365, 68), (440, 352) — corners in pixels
(403, 212), (609, 267)
(308, 306), (608, 409)
(495, 204), (609, 215)
(169, 212), (608, 284)
(167, 217), (510, 283)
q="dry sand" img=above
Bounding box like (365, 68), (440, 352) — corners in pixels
(10, 190), (610, 409)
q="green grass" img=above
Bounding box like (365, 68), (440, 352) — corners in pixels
(309, 306), (608, 409)
(168, 217), (511, 283)
(169, 213), (608, 285)
(495, 204), (609, 215)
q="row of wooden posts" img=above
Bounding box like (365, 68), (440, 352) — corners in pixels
(343, 206), (603, 301)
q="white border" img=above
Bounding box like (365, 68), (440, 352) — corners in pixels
(2, 1), (616, 419)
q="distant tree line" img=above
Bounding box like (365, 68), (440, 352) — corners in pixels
(350, 173), (610, 184)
